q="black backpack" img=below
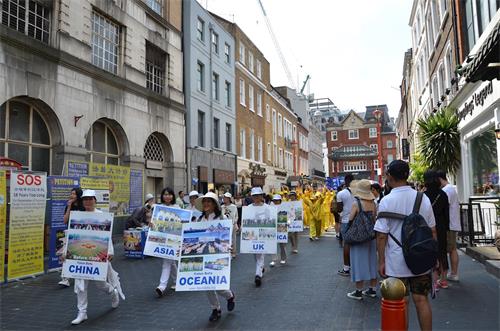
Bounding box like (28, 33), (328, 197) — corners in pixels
(377, 192), (438, 275)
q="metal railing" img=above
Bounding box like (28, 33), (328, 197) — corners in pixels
(459, 196), (499, 246)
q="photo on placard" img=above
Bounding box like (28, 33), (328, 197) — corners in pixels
(123, 231), (142, 251)
(66, 232), (109, 262)
(69, 217), (112, 231)
(150, 219), (183, 236)
(242, 228), (258, 240)
(179, 256), (204, 272)
(148, 234), (166, 244)
(204, 256), (229, 271)
(258, 228), (275, 240)
(277, 224), (288, 232)
(182, 223), (231, 256)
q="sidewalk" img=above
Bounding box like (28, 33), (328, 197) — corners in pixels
(1, 232), (498, 330)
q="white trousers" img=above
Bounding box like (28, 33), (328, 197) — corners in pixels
(158, 259), (178, 290)
(254, 254), (265, 277)
(272, 243), (287, 262)
(206, 290), (233, 310)
(76, 280), (113, 314)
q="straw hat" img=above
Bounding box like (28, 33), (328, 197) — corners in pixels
(194, 192), (221, 212)
(354, 179), (375, 200)
(349, 180), (360, 195)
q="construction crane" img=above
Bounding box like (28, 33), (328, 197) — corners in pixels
(256, 0), (296, 90)
(300, 74), (310, 95)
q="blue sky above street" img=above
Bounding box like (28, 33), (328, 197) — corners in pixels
(201, 0), (413, 118)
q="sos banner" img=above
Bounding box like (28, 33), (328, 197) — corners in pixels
(7, 171), (47, 281)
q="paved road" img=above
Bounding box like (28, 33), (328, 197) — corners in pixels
(1, 231), (499, 330)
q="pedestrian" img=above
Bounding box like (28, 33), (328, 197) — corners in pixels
(186, 190), (200, 211)
(193, 192), (236, 322)
(346, 180), (378, 300)
(58, 187), (85, 287)
(176, 191), (186, 209)
(423, 170), (450, 290)
(69, 190), (124, 325)
(375, 160), (436, 331)
(221, 192), (239, 258)
(370, 182), (383, 205)
(335, 174), (355, 276)
(248, 187), (267, 287)
(125, 193), (154, 229)
(436, 170), (461, 282)
(288, 190), (299, 254)
(234, 193), (243, 229)
(270, 194), (287, 266)
(155, 187), (180, 297)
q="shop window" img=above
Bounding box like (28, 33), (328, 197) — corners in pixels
(471, 128), (498, 195)
(86, 121), (120, 165)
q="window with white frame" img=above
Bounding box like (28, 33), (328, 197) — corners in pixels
(331, 131), (338, 141)
(239, 79), (245, 106)
(445, 46), (453, 90)
(197, 17), (204, 41)
(91, 11), (120, 74)
(369, 127), (377, 138)
(257, 137), (263, 163)
(224, 43), (230, 63)
(198, 110), (205, 147)
(343, 161), (367, 172)
(272, 109), (277, 142)
(373, 159), (379, 171)
(212, 72), (219, 101)
(273, 143), (278, 166)
(225, 123), (231, 152)
(211, 31), (219, 54)
(387, 140), (393, 149)
(239, 129), (246, 158)
(387, 154), (394, 164)
(213, 118), (220, 149)
(278, 114), (283, 137)
(257, 93), (262, 116)
(432, 75), (439, 107)
(267, 142), (271, 161)
(279, 148), (283, 168)
(438, 0), (447, 21)
(248, 85), (254, 111)
(224, 81), (231, 107)
(249, 129), (255, 160)
(430, 1), (440, 42)
(266, 104), (270, 122)
(370, 144), (378, 153)
(146, 0), (163, 15)
(293, 125), (297, 142)
(146, 42), (166, 95)
(197, 61), (205, 92)
(239, 42), (245, 64)
(1, 0), (50, 43)
(348, 129), (359, 139)
(438, 64), (445, 100)
(256, 60), (262, 79)
(248, 51), (254, 72)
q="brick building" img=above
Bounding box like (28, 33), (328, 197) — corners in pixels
(326, 105), (397, 181)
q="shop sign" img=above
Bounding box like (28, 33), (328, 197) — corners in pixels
(213, 169), (234, 185)
(458, 81), (494, 120)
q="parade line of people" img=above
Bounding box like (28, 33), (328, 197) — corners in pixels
(58, 159), (460, 331)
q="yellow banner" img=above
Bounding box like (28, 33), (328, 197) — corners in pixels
(89, 163), (130, 215)
(0, 171), (6, 280)
(7, 171), (47, 280)
(80, 177), (110, 212)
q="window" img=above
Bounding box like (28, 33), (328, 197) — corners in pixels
(239, 42), (245, 64)
(248, 52), (254, 72)
(343, 161), (367, 172)
(1, 0), (50, 43)
(267, 142), (271, 161)
(225, 123), (231, 152)
(257, 137), (263, 162)
(144, 134), (165, 164)
(445, 47), (453, 90)
(91, 11), (120, 74)
(430, 0), (440, 41)
(213, 118), (220, 149)
(239, 129), (246, 158)
(438, 0), (447, 21)
(249, 129), (255, 160)
(387, 140), (393, 149)
(197, 111), (205, 147)
(266, 104), (270, 122)
(273, 143), (278, 166)
(279, 148), (284, 168)
(146, 0), (163, 15)
(438, 64), (445, 100)
(256, 60), (262, 79)
(197, 17), (204, 41)
(248, 85), (254, 111)
(331, 131), (338, 141)
(293, 125), (297, 142)
(224, 81), (231, 107)
(211, 31), (219, 54)
(0, 100), (51, 172)
(212, 72), (219, 101)
(257, 93), (262, 116)
(224, 43), (230, 63)
(373, 159), (379, 171)
(370, 144), (378, 153)
(197, 61), (205, 92)
(464, 0), (476, 53)
(432, 75), (439, 107)
(239, 79), (246, 106)
(278, 114), (283, 137)
(146, 42), (166, 95)
(477, 0), (497, 37)
(387, 154), (394, 164)
(369, 127), (377, 138)
(471, 128), (498, 195)
(348, 129), (359, 139)
(272, 109), (277, 142)
(86, 120), (120, 165)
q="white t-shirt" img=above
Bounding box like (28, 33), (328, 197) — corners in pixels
(336, 188), (354, 224)
(374, 186), (436, 277)
(442, 183), (461, 231)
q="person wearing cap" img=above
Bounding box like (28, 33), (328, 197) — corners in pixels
(346, 180), (378, 300)
(186, 191), (200, 211)
(221, 192), (239, 258)
(269, 194), (287, 266)
(249, 186), (267, 287)
(69, 190), (125, 325)
(125, 193), (154, 229)
(194, 192), (236, 322)
(287, 191), (300, 254)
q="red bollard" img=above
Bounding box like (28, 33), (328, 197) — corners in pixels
(380, 277), (407, 331)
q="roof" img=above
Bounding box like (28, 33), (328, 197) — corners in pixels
(464, 20), (500, 82)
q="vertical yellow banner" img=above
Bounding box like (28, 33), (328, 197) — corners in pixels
(0, 170), (6, 281)
(89, 163), (130, 215)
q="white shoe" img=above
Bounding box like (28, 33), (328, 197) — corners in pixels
(71, 313), (88, 325)
(447, 273), (459, 282)
(170, 284), (176, 290)
(269, 261), (275, 267)
(292, 250), (298, 254)
(280, 260), (286, 265)
(111, 288), (119, 308)
(58, 279), (70, 287)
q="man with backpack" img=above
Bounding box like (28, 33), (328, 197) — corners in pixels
(375, 160), (437, 331)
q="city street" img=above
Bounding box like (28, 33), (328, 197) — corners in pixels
(1, 231), (498, 331)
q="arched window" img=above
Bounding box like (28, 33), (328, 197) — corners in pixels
(144, 134), (164, 163)
(86, 121), (120, 165)
(0, 100), (51, 172)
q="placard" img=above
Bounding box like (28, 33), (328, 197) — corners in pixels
(276, 205), (289, 243)
(89, 163), (130, 216)
(80, 177), (110, 211)
(176, 219), (232, 291)
(123, 229), (147, 258)
(283, 201), (304, 232)
(240, 205), (277, 254)
(143, 205), (192, 260)
(0, 170), (6, 281)
(62, 211), (114, 281)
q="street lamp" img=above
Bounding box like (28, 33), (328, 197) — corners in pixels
(373, 108), (384, 185)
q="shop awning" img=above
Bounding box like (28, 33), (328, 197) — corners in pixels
(464, 21), (500, 83)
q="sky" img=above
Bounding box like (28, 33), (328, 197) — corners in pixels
(199, 0), (413, 119)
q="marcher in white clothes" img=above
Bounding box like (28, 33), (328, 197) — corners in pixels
(155, 187), (180, 297)
(221, 192), (239, 258)
(186, 190), (200, 211)
(287, 191), (300, 254)
(249, 187), (267, 287)
(69, 190), (125, 325)
(194, 192), (236, 322)
(270, 194), (287, 266)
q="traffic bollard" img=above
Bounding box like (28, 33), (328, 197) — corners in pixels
(380, 277), (407, 331)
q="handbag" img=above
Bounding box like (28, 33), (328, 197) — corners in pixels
(343, 198), (375, 244)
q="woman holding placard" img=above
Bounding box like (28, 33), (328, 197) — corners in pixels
(194, 192), (236, 322)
